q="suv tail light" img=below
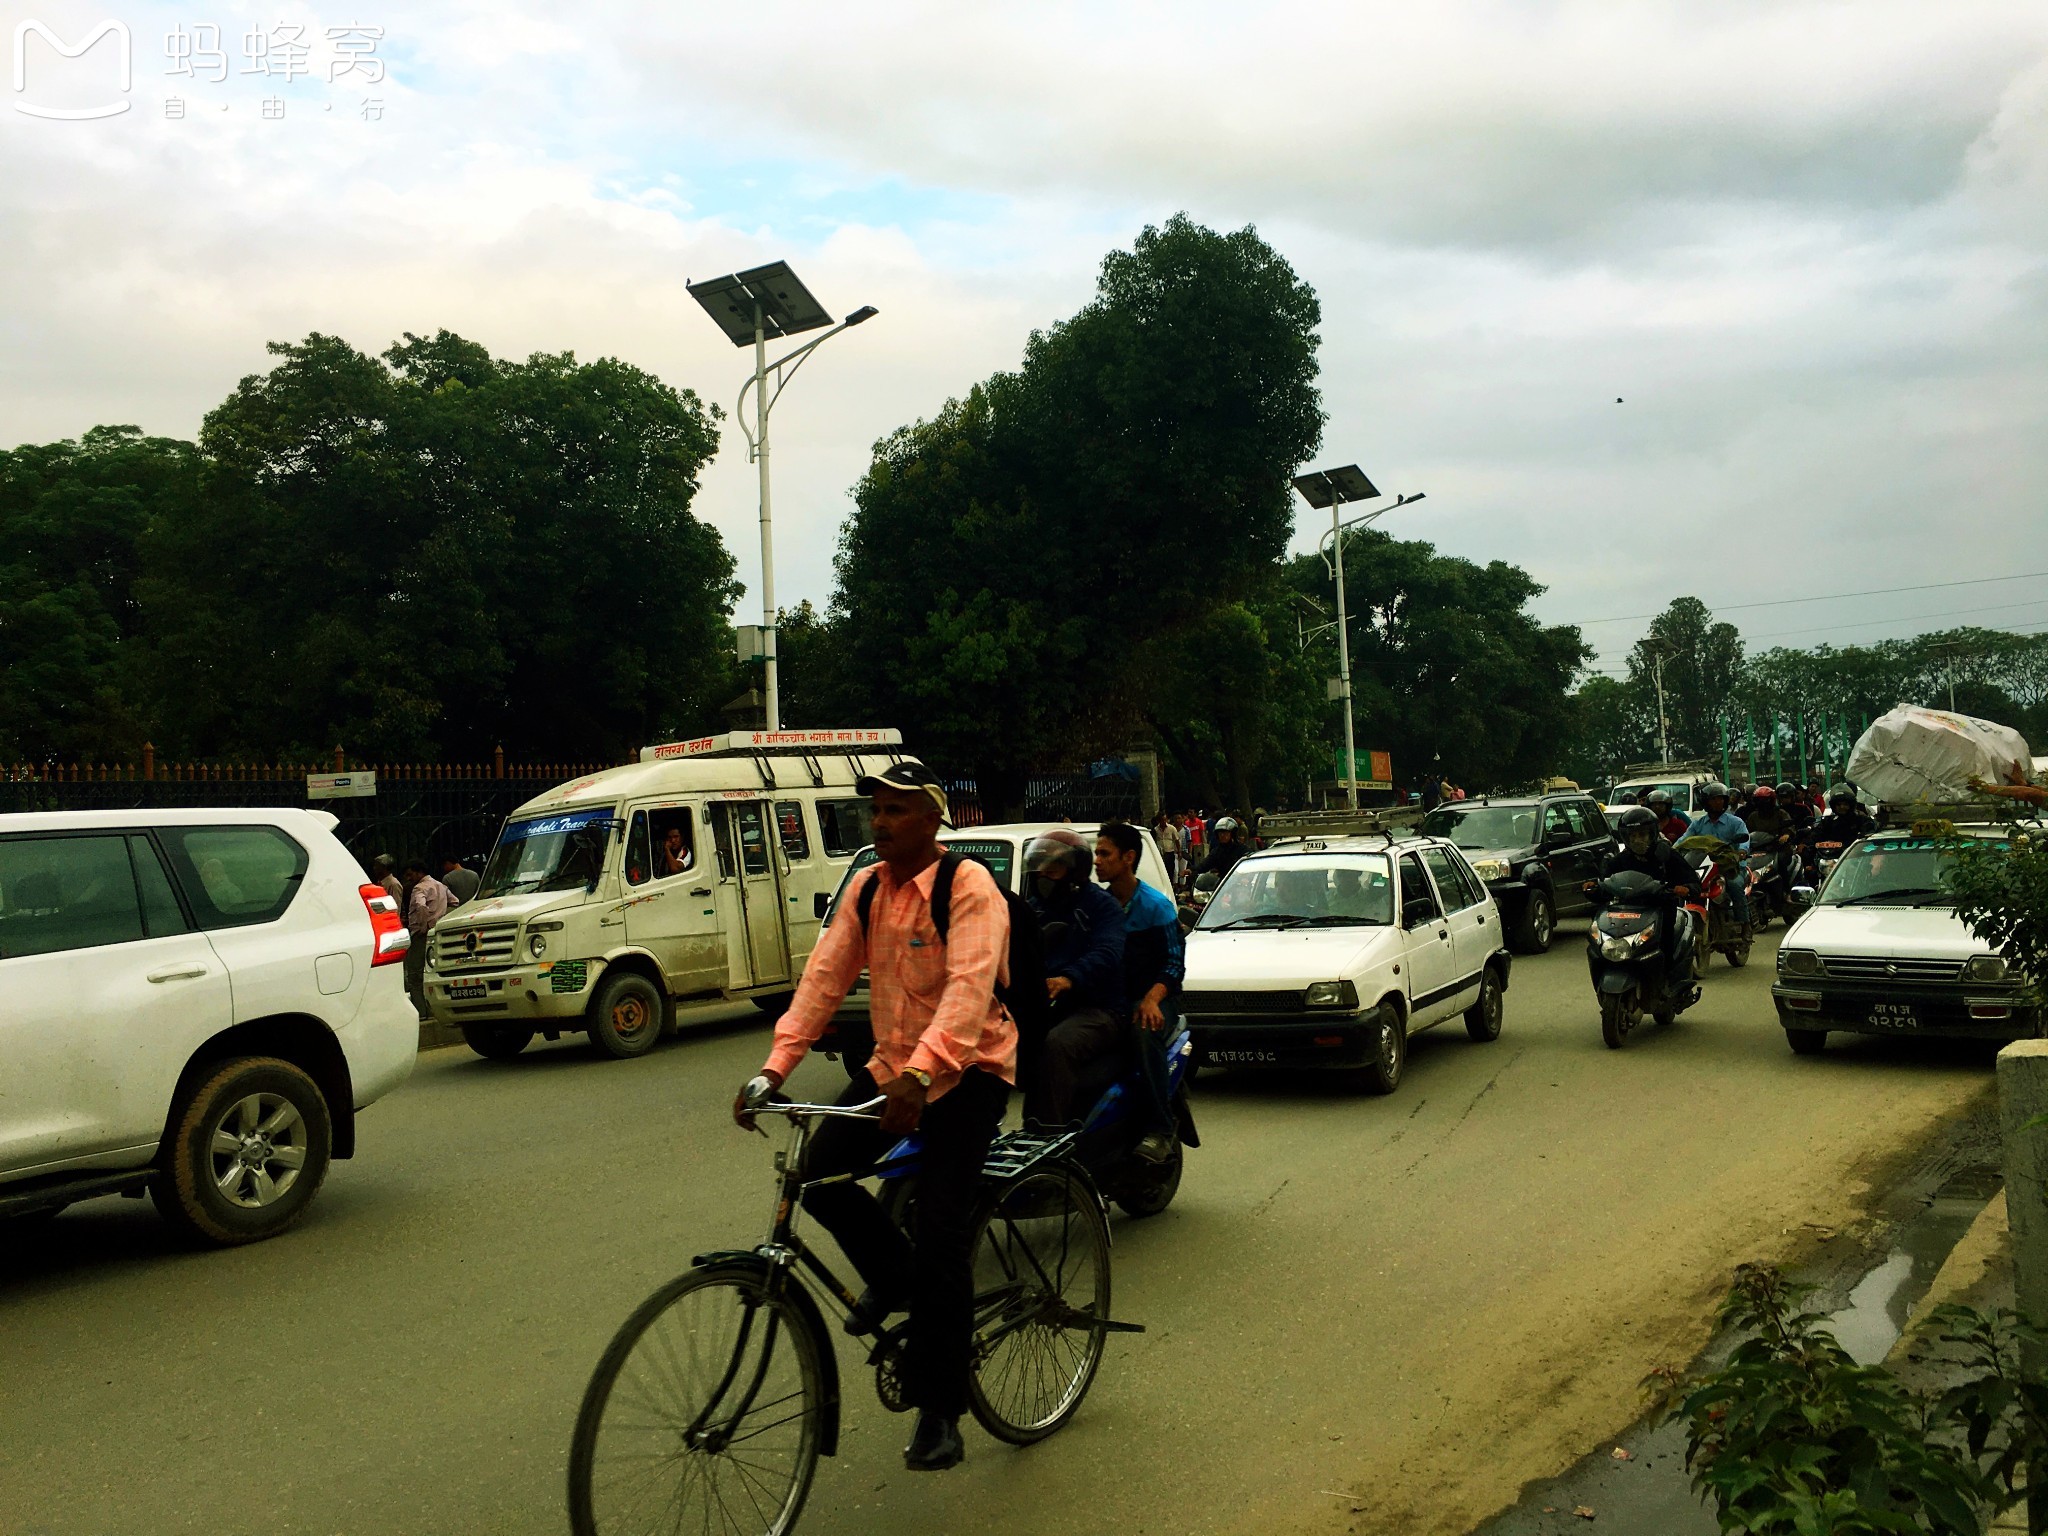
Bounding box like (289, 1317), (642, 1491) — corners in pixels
(360, 884), (410, 966)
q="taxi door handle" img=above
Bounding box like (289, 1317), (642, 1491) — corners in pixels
(147, 963), (209, 983)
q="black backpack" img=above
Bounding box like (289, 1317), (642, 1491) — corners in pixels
(856, 852), (1049, 1044)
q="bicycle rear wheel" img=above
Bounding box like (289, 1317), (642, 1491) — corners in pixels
(568, 1264), (824, 1536)
(966, 1162), (1112, 1444)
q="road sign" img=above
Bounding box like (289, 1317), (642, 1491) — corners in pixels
(307, 771), (377, 800)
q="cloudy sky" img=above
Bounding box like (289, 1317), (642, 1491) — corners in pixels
(6, 0), (2047, 679)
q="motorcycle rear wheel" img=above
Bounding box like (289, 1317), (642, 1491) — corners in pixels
(1600, 991), (1635, 1049)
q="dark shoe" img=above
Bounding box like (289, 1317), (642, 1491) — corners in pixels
(843, 1287), (903, 1337)
(904, 1412), (964, 1472)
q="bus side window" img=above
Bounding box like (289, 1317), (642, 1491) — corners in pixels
(818, 798), (875, 858)
(650, 808), (696, 879)
(776, 801), (811, 861)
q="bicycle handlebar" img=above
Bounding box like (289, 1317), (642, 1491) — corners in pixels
(741, 1075), (885, 1120)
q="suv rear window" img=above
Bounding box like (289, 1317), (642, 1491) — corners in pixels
(157, 825), (308, 929)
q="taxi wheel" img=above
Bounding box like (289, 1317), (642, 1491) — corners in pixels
(588, 974), (663, 1060)
(1786, 1028), (1827, 1055)
(1464, 967), (1504, 1042)
(1355, 1004), (1407, 1095)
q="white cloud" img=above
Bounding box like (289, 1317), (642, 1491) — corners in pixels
(2, 0), (2046, 669)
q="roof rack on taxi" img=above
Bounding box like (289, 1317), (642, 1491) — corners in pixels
(1259, 806), (1427, 844)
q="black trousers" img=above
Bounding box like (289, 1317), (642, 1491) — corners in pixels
(800, 1066), (1009, 1416)
(1030, 1006), (1121, 1126)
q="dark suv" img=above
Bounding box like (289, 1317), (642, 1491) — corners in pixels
(1418, 793), (1616, 953)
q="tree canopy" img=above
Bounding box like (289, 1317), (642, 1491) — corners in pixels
(1, 331), (736, 763)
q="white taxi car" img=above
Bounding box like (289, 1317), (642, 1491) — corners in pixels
(1182, 834), (1512, 1093)
(0, 808), (418, 1244)
(1772, 822), (2037, 1054)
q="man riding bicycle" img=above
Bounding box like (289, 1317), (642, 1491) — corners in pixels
(731, 761), (1012, 1474)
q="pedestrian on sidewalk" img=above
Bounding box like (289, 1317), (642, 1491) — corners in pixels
(399, 858), (453, 1022)
(369, 854), (402, 905)
(439, 854), (479, 905)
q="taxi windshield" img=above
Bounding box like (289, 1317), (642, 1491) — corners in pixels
(1816, 839), (1984, 907)
(1196, 853), (1394, 930)
(479, 807), (617, 897)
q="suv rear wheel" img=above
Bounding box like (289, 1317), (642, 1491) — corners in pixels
(154, 1057), (333, 1246)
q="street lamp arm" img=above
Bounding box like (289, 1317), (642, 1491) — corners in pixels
(733, 314), (874, 454)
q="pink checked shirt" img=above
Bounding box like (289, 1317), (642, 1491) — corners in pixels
(765, 855), (1016, 1099)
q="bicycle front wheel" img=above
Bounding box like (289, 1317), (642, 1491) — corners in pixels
(967, 1163), (1112, 1444)
(568, 1264), (825, 1536)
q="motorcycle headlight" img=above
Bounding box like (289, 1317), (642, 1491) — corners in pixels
(1964, 954), (2009, 983)
(1600, 936), (1632, 961)
(1779, 948), (1820, 976)
(1303, 980), (1359, 1009)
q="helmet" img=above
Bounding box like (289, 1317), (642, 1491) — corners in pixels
(1615, 806), (1659, 840)
(1022, 828), (1092, 880)
(1751, 785), (1776, 802)
(1646, 790), (1672, 810)
(1775, 782), (1800, 799)
(1213, 816), (1243, 834)
(1700, 781), (1730, 803)
(1829, 783), (1856, 810)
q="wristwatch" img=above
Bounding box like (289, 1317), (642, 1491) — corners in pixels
(904, 1068), (933, 1088)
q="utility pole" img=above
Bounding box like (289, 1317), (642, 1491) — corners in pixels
(1650, 647), (1671, 765)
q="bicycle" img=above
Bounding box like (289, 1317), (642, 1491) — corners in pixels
(566, 1085), (1143, 1536)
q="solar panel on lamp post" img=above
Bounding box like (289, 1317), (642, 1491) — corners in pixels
(1291, 467), (1423, 810)
(687, 261), (877, 731)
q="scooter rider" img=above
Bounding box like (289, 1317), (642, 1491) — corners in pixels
(1597, 806), (1699, 977)
(1195, 817), (1250, 880)
(1778, 782), (1815, 834)
(1805, 784), (1876, 852)
(1022, 828), (1127, 1128)
(1646, 789), (1688, 844)
(1685, 781), (1752, 932)
(1741, 784), (1795, 845)
(1094, 822), (1185, 1165)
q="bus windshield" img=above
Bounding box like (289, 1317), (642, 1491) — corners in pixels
(479, 807), (617, 897)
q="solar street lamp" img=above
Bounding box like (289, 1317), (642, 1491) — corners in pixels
(688, 262), (877, 731)
(1291, 468), (1423, 810)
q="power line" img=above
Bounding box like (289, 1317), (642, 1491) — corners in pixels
(1572, 569), (2048, 626)
(1587, 598), (2048, 662)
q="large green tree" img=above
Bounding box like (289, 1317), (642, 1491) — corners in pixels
(0, 426), (202, 761)
(1284, 528), (1590, 792)
(139, 330), (736, 761)
(829, 215), (1325, 810)
(1627, 596), (1744, 760)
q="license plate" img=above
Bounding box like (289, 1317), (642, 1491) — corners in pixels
(1867, 1001), (1917, 1029)
(449, 982), (488, 1001)
(1210, 1049), (1277, 1063)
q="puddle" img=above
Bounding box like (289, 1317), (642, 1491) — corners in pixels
(1473, 1159), (2002, 1535)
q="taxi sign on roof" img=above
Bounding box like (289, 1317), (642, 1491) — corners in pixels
(640, 729), (904, 763)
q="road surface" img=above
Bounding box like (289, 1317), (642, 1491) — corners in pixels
(0, 926), (1995, 1536)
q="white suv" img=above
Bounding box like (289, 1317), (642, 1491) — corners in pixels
(0, 807), (418, 1244)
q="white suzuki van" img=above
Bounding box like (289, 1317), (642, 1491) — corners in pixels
(423, 730), (917, 1060)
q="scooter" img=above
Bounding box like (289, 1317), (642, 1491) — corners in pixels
(1743, 836), (1805, 928)
(1587, 870), (1702, 1048)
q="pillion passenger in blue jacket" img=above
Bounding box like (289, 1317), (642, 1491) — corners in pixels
(1094, 822), (1184, 1162)
(1021, 828), (1125, 1126)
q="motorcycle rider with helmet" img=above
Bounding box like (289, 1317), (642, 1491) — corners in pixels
(1684, 781), (1752, 932)
(1777, 782), (1815, 834)
(1195, 816), (1251, 880)
(1594, 806), (1700, 979)
(1646, 789), (1688, 844)
(1804, 784), (1876, 855)
(1020, 828), (1127, 1128)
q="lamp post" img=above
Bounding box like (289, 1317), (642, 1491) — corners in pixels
(1290, 466), (1424, 809)
(688, 262), (877, 731)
